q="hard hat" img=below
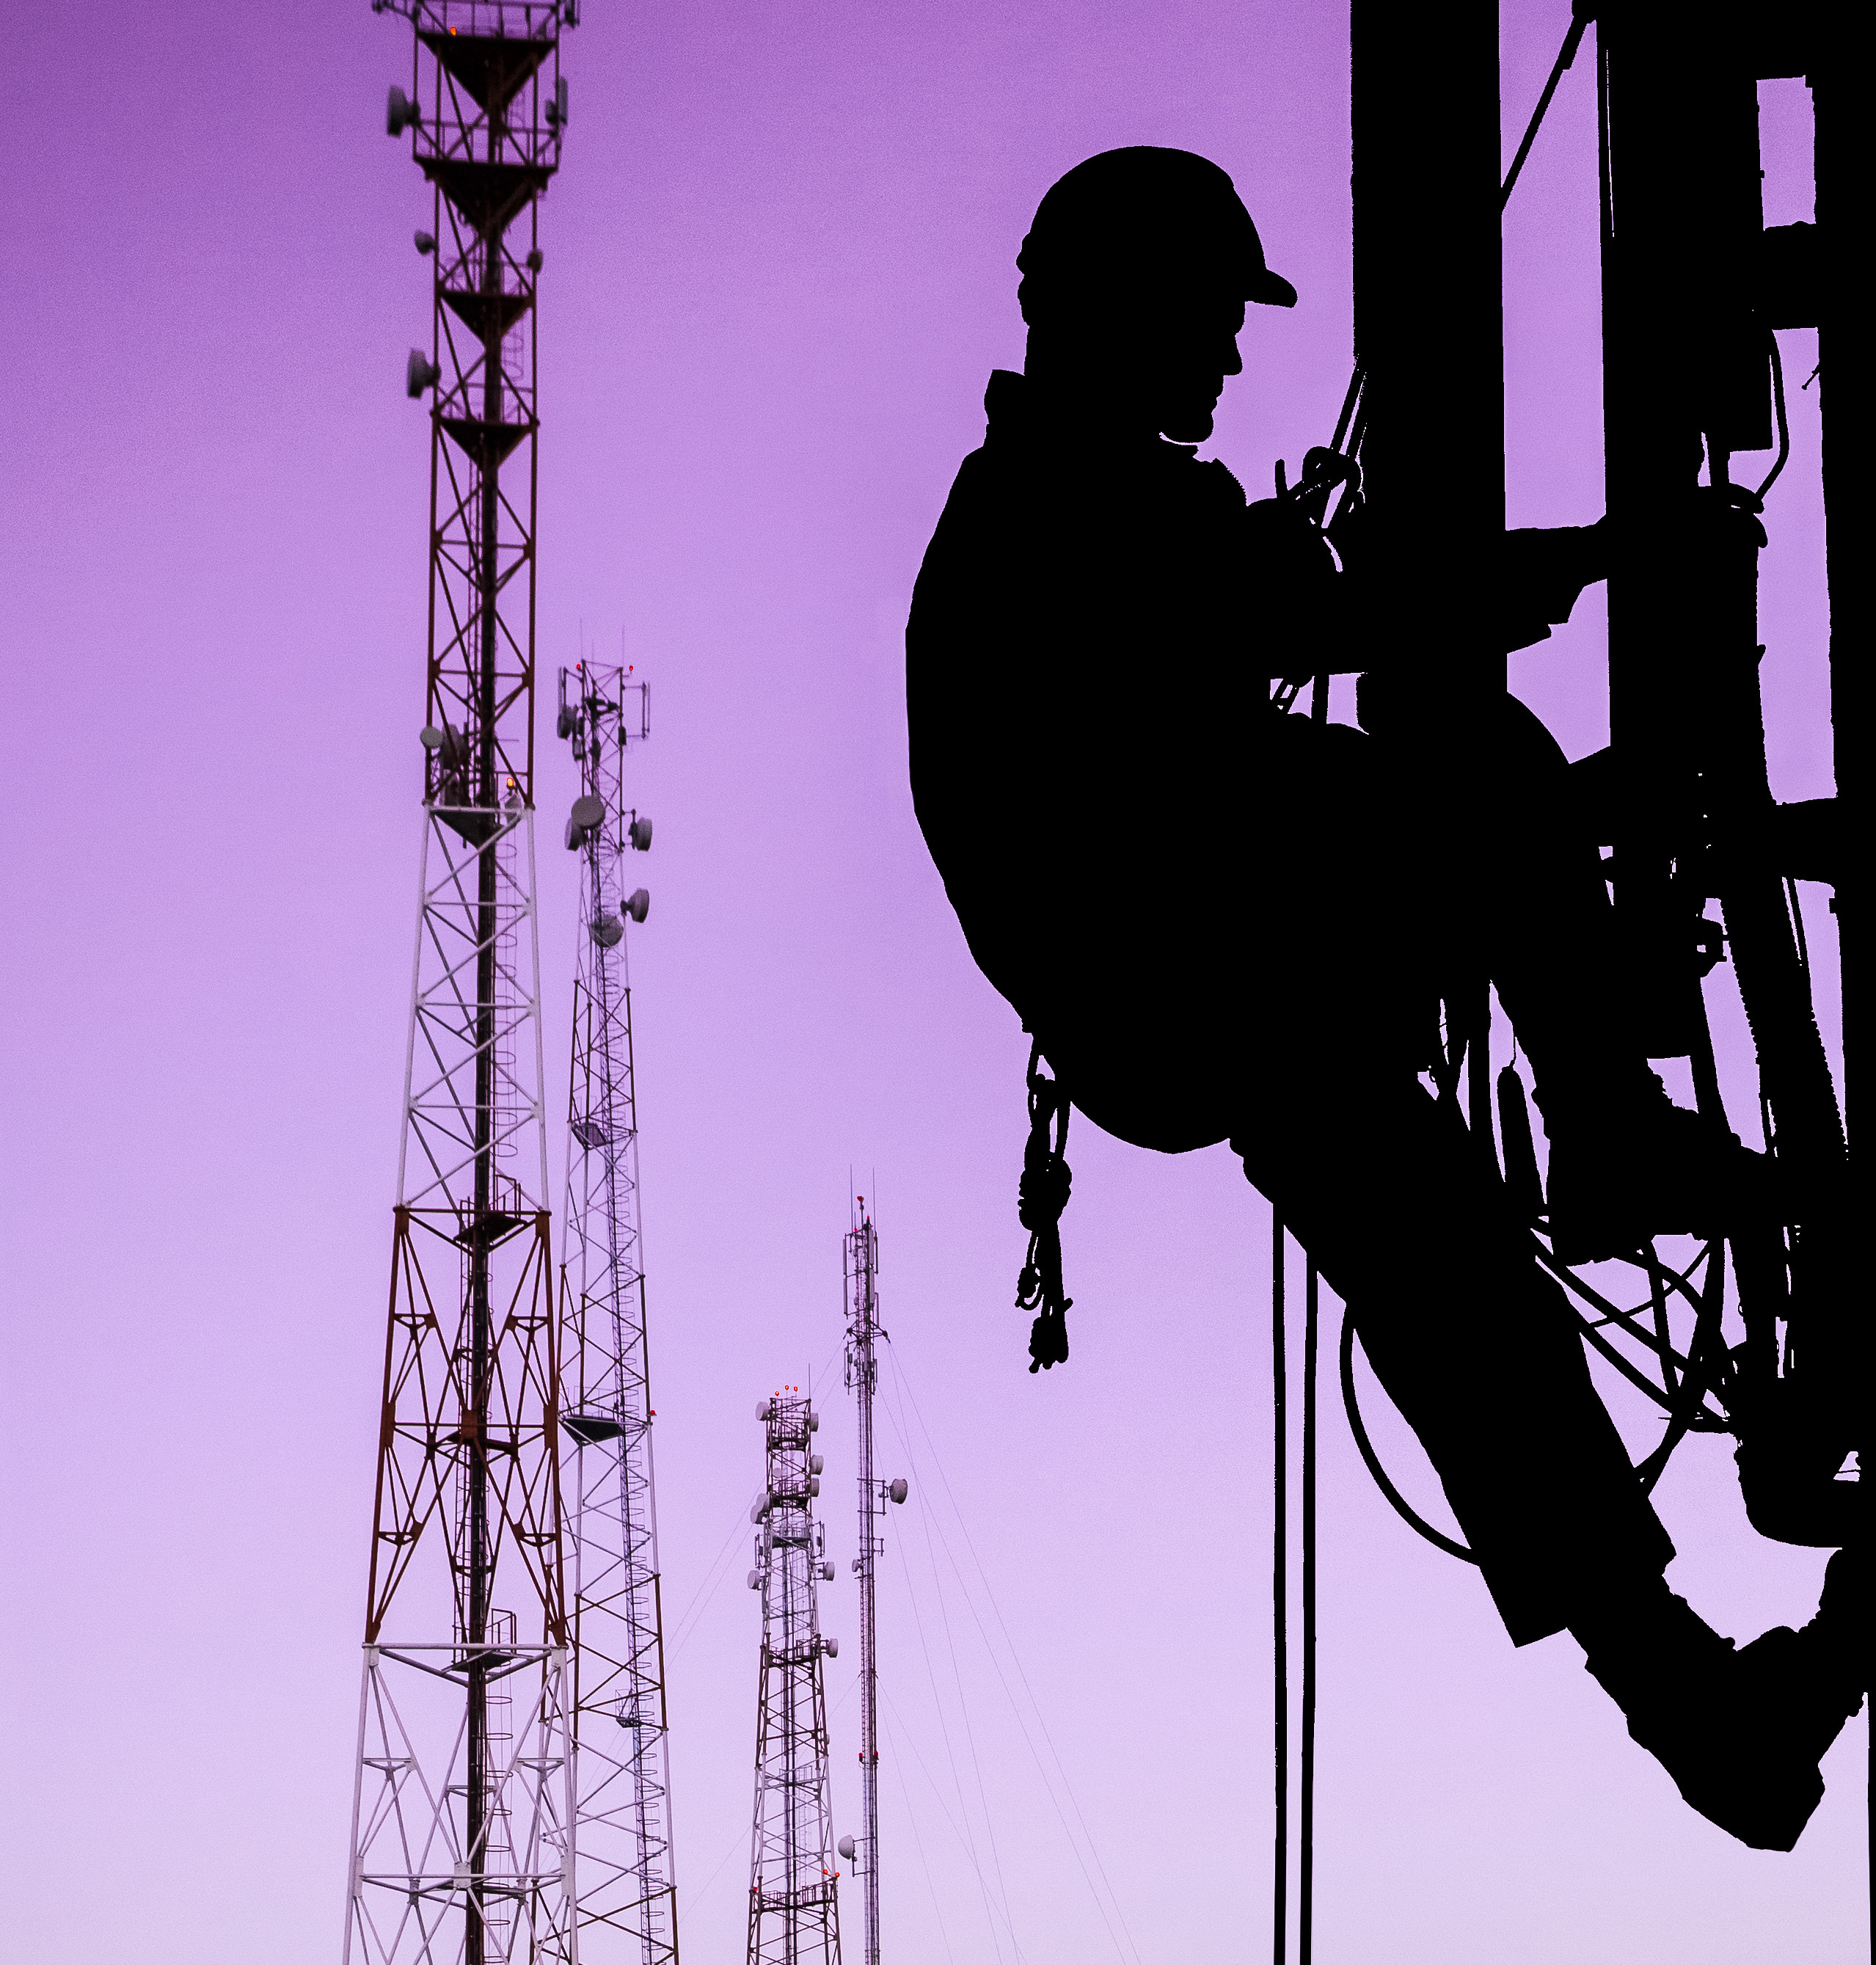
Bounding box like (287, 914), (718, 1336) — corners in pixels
(1016, 146), (1297, 321)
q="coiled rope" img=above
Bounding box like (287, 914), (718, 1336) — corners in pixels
(1015, 1040), (1073, 1372)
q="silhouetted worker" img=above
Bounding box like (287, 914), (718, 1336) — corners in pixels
(907, 146), (1864, 1851)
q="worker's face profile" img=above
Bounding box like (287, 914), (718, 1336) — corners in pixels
(1114, 286), (1247, 442)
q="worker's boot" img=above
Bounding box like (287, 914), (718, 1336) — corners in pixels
(1539, 1072), (1767, 1264)
(1573, 1553), (1866, 1851)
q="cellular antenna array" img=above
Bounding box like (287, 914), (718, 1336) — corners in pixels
(343, 5), (577, 1961)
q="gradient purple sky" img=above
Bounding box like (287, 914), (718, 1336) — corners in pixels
(2, 2), (1854, 1959)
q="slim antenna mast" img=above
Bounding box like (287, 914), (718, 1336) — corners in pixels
(839, 1201), (907, 1965)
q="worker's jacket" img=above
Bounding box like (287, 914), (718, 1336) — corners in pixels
(906, 368), (1380, 1148)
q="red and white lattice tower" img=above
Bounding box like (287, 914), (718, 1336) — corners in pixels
(746, 1391), (843, 1965)
(344, 7), (577, 1961)
(555, 662), (680, 1962)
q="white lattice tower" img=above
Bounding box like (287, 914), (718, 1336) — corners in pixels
(746, 1393), (843, 1965)
(555, 663), (679, 1963)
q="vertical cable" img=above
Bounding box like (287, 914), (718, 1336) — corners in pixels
(1272, 1206), (1288, 1965)
(1466, 987), (1496, 1164)
(1595, 24), (1613, 260)
(1300, 1255), (1318, 1965)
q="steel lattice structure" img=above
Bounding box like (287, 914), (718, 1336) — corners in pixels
(839, 1209), (905, 1965)
(746, 1393), (844, 1965)
(555, 663), (679, 1963)
(1326, 0), (1859, 1548)
(344, 7), (577, 1962)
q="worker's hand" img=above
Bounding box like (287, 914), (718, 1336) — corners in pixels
(1243, 495), (1340, 583)
(1244, 495), (1349, 680)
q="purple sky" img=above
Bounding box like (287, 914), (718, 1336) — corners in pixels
(2, 2), (1854, 1959)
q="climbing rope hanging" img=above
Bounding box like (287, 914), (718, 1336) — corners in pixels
(1272, 1211), (1288, 1965)
(1271, 1214), (1321, 1965)
(1300, 1246), (1318, 1965)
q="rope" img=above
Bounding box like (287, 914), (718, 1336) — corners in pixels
(1300, 1255), (1318, 1965)
(1274, 1219), (1320, 1965)
(1272, 1209), (1288, 1965)
(1014, 1040), (1073, 1372)
(1340, 1311), (1478, 1564)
